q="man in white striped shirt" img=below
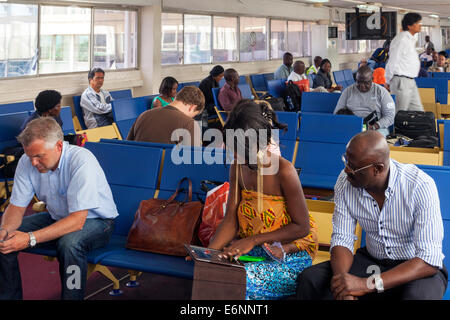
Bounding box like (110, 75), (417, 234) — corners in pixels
(297, 131), (447, 300)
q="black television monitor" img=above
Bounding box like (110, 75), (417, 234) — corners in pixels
(345, 11), (397, 40)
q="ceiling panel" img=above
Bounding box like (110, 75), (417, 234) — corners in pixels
(285, 0), (450, 18)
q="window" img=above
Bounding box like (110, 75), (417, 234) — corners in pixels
(93, 9), (137, 70)
(358, 40), (369, 53)
(270, 20), (287, 59)
(418, 26), (432, 48)
(338, 23), (358, 54)
(0, 3), (38, 78)
(39, 5), (91, 74)
(184, 14), (211, 64)
(240, 16), (267, 62)
(161, 13), (183, 65)
(213, 16), (238, 62)
(302, 22), (315, 57)
(160, 13), (313, 65)
(287, 21), (303, 58)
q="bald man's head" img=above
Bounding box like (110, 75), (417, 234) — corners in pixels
(347, 131), (390, 164)
(344, 131), (390, 189)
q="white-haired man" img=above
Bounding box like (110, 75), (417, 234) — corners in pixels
(0, 117), (118, 300)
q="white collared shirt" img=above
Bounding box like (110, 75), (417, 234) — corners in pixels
(385, 31), (421, 84)
(331, 159), (444, 268)
(11, 142), (119, 220)
(287, 71), (307, 82)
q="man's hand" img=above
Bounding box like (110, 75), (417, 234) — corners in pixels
(330, 272), (372, 300)
(368, 123), (380, 130)
(0, 230), (30, 255)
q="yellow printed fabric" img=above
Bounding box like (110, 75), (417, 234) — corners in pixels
(237, 190), (318, 259)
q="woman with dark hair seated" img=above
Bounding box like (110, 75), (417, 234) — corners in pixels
(151, 76), (178, 108)
(199, 65), (225, 116)
(312, 59), (342, 93)
(208, 99), (318, 300)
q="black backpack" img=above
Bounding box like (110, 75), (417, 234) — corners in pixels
(283, 81), (302, 112)
(394, 111), (437, 139)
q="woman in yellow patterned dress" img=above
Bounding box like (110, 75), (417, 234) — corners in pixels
(208, 100), (318, 300)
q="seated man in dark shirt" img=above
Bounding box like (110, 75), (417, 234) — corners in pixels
(368, 40), (390, 69)
(218, 68), (242, 111)
(20, 90), (63, 132)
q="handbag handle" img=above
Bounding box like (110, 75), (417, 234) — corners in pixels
(166, 177), (193, 204)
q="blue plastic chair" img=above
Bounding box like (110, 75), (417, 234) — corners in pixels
(295, 112), (363, 189)
(177, 81), (200, 92)
(431, 72), (450, 79)
(333, 70), (345, 84)
(0, 101), (34, 115)
(72, 95), (87, 130)
(267, 79), (286, 98)
(111, 97), (147, 139)
(60, 106), (75, 135)
(415, 78), (448, 104)
(238, 83), (253, 99)
(110, 89), (132, 100)
(250, 74), (268, 92)
(301, 92), (342, 114)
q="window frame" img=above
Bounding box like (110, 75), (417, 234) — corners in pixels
(162, 11), (315, 66)
(0, 2), (139, 80)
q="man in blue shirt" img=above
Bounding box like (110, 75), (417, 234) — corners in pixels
(296, 131), (447, 300)
(367, 40), (390, 70)
(0, 117), (118, 300)
(274, 52), (293, 80)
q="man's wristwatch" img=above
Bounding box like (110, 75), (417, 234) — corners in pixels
(374, 274), (384, 293)
(28, 232), (37, 248)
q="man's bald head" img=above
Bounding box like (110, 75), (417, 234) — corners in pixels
(347, 130), (390, 165)
(344, 131), (390, 190)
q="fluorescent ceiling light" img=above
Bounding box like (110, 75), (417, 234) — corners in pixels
(306, 0), (329, 3)
(357, 4), (380, 11)
(429, 14), (439, 18)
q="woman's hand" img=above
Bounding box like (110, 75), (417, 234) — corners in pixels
(220, 237), (257, 259)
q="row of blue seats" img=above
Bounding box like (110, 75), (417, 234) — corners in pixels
(0, 89), (133, 120)
(0, 107), (75, 181)
(430, 72), (450, 79)
(27, 141), (231, 282)
(0, 106), (75, 151)
(22, 134), (450, 299)
(415, 77), (448, 104)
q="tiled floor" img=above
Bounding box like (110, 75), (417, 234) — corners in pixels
(19, 252), (192, 300)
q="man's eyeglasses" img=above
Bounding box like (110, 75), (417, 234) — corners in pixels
(356, 80), (372, 86)
(341, 154), (374, 175)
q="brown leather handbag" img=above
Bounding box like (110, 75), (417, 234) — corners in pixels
(126, 177), (203, 256)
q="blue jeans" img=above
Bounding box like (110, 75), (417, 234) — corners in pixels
(0, 212), (114, 300)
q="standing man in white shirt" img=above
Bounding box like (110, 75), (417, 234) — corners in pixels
(385, 13), (423, 113)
